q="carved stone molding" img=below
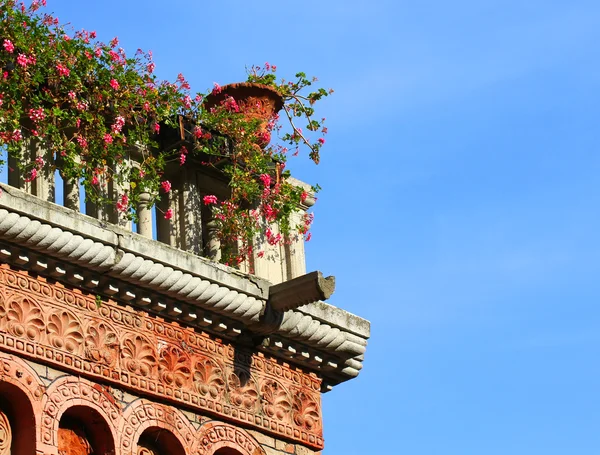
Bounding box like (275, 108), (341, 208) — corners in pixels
(119, 399), (196, 455)
(0, 192), (369, 388)
(0, 351), (45, 404)
(196, 421), (265, 455)
(0, 264), (324, 448)
(40, 376), (121, 450)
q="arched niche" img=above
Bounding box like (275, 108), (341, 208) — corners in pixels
(0, 381), (36, 454)
(119, 399), (196, 455)
(214, 448), (244, 455)
(137, 427), (186, 455)
(196, 421), (266, 455)
(57, 406), (116, 455)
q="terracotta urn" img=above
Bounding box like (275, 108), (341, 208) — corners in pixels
(204, 82), (284, 147)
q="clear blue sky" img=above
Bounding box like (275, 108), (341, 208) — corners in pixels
(18, 1), (600, 454)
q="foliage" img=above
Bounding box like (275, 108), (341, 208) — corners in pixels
(0, 0), (331, 266)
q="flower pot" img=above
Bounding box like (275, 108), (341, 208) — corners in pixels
(204, 82), (284, 147)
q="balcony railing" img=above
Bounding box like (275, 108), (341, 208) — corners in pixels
(0, 140), (314, 284)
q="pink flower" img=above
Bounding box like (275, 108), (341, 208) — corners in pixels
(55, 62), (70, 77)
(109, 79), (119, 90)
(147, 62), (155, 73)
(103, 133), (113, 144)
(11, 129), (22, 142)
(193, 126), (203, 139)
(16, 54), (29, 67)
(24, 168), (37, 183)
(28, 108), (45, 123)
(154, 123), (160, 133)
(164, 209), (173, 220)
(306, 233), (312, 242)
(35, 156), (45, 167)
(161, 180), (171, 193)
(91, 176), (99, 185)
(257, 251), (265, 258)
(179, 145), (188, 166)
(110, 37), (119, 48)
(68, 91), (76, 100)
(76, 136), (88, 148)
(318, 138), (326, 145)
(116, 194), (128, 212)
(203, 195), (218, 205)
(259, 173), (271, 188)
(3, 39), (14, 53)
(143, 101), (150, 111)
(112, 116), (125, 134)
(212, 83), (222, 95)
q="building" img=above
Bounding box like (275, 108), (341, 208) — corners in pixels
(0, 148), (370, 454)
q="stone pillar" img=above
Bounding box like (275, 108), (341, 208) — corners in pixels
(180, 170), (203, 255)
(137, 192), (153, 238)
(63, 177), (80, 211)
(205, 217), (221, 262)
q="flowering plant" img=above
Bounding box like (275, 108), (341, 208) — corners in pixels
(0, 0), (331, 267)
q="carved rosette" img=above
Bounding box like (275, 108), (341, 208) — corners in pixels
(226, 369), (259, 412)
(0, 410), (11, 455)
(292, 390), (321, 432)
(260, 379), (292, 422)
(158, 345), (191, 388)
(193, 357), (226, 400)
(0, 295), (44, 341)
(47, 311), (83, 353)
(84, 322), (119, 366)
(121, 335), (157, 377)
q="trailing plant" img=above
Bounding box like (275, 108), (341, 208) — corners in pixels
(0, 0), (331, 267)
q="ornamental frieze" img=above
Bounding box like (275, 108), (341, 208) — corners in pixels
(0, 264), (324, 449)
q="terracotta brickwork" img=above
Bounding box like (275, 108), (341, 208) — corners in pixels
(0, 263), (325, 454)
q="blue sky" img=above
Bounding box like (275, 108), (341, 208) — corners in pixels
(14, 1), (600, 453)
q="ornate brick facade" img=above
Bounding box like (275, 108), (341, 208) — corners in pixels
(0, 264), (324, 454)
(0, 182), (369, 455)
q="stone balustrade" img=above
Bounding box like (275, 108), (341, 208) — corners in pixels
(1, 144), (314, 285)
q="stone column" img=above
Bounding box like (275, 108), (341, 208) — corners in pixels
(137, 192), (153, 238)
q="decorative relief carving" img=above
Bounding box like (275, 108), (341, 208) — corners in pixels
(292, 390), (320, 432)
(119, 399), (196, 455)
(0, 410), (11, 455)
(41, 377), (120, 448)
(260, 379), (292, 421)
(47, 311), (83, 354)
(158, 346), (191, 388)
(0, 295), (45, 341)
(121, 335), (157, 377)
(84, 322), (118, 366)
(193, 357), (226, 400)
(0, 264), (324, 448)
(196, 422), (265, 455)
(226, 369), (259, 412)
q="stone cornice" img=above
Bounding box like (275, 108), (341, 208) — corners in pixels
(0, 184), (369, 388)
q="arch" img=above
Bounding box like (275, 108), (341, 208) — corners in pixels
(138, 426), (186, 455)
(196, 421), (266, 455)
(119, 399), (196, 455)
(0, 353), (45, 454)
(40, 376), (120, 455)
(58, 406), (116, 455)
